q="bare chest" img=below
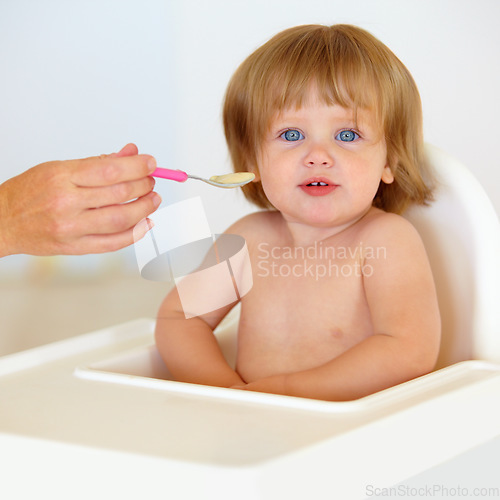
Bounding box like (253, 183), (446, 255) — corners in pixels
(236, 246), (374, 381)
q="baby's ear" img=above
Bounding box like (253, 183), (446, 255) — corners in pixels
(381, 163), (394, 184)
(247, 164), (261, 182)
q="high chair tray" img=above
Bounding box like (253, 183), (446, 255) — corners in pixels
(74, 337), (500, 414)
(1, 318), (499, 500)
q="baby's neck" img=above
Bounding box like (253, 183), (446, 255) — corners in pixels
(281, 208), (375, 248)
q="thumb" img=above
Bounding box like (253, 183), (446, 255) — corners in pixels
(114, 143), (139, 158)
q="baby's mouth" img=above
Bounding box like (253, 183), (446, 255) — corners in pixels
(301, 177), (338, 187)
(307, 181), (329, 187)
(300, 177), (339, 196)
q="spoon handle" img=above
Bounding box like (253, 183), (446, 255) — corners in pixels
(151, 168), (188, 182)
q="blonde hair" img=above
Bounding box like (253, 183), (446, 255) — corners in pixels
(223, 24), (434, 214)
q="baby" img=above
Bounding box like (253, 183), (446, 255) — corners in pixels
(155, 24), (441, 401)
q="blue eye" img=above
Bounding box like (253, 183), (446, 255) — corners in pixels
(281, 129), (304, 141)
(336, 130), (359, 142)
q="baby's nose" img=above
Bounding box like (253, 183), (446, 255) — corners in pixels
(304, 143), (334, 168)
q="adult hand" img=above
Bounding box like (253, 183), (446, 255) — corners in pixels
(0, 143), (161, 257)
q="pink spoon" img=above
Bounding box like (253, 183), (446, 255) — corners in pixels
(152, 168), (254, 189)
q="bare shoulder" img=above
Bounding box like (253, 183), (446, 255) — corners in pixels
(224, 210), (282, 244)
(356, 208), (424, 250)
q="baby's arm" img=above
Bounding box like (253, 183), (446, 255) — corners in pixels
(154, 215), (258, 388)
(235, 215), (441, 400)
(155, 289), (244, 387)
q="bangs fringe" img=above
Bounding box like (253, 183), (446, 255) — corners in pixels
(257, 26), (381, 122)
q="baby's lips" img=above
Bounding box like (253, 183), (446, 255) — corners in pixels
(300, 176), (338, 186)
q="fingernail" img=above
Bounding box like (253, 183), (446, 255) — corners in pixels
(147, 157), (157, 173)
(152, 192), (162, 208)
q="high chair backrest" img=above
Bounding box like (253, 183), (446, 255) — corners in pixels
(403, 144), (500, 369)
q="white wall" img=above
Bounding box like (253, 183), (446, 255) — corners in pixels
(0, 0), (499, 349)
(1, 0), (498, 243)
(0, 0), (179, 276)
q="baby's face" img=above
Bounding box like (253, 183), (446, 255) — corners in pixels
(256, 91), (394, 234)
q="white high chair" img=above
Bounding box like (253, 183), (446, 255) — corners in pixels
(404, 144), (500, 368)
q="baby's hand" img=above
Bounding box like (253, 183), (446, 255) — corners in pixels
(230, 374), (288, 396)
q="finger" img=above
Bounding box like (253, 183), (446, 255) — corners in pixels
(70, 154), (157, 187)
(98, 143), (139, 160)
(71, 218), (154, 255)
(115, 143), (139, 158)
(80, 191), (162, 235)
(80, 176), (156, 209)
